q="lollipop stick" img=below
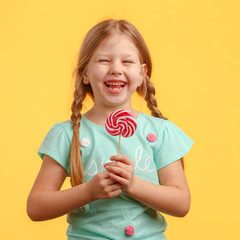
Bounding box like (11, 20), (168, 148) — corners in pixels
(118, 135), (121, 154)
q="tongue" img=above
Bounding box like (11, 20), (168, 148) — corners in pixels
(110, 85), (122, 89)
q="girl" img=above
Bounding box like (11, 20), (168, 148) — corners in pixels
(27, 19), (194, 239)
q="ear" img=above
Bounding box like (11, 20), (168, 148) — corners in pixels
(83, 73), (90, 85)
(138, 63), (148, 87)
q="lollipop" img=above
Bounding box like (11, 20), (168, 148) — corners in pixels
(105, 109), (137, 153)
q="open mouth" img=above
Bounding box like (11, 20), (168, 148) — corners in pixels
(104, 81), (126, 92)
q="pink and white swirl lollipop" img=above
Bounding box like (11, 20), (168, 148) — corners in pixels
(105, 109), (137, 153)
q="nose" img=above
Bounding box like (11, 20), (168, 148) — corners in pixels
(109, 61), (123, 75)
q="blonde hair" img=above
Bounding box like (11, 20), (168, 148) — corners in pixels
(70, 19), (184, 186)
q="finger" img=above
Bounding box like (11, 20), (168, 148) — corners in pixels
(100, 170), (111, 178)
(103, 176), (119, 185)
(104, 161), (127, 170)
(106, 182), (122, 192)
(100, 170), (119, 180)
(105, 166), (129, 179)
(99, 171), (119, 185)
(109, 172), (128, 186)
(107, 188), (122, 198)
(110, 154), (133, 165)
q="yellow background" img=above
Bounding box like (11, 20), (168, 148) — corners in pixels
(1, 0), (239, 239)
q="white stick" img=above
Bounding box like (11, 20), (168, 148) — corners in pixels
(118, 135), (121, 154)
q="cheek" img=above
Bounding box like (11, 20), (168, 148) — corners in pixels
(126, 68), (142, 83)
(89, 66), (107, 81)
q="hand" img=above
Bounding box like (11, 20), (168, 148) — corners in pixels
(87, 171), (122, 200)
(104, 154), (135, 193)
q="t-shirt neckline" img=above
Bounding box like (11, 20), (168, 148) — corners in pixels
(82, 112), (142, 129)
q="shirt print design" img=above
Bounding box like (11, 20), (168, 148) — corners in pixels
(84, 146), (155, 177)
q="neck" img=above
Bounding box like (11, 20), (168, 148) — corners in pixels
(84, 104), (139, 126)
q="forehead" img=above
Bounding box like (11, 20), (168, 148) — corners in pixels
(93, 34), (139, 57)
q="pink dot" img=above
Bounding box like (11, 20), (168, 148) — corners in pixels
(125, 225), (134, 236)
(147, 133), (157, 142)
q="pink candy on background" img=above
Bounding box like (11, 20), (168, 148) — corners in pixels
(105, 109), (137, 138)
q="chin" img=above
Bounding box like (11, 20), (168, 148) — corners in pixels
(105, 100), (129, 109)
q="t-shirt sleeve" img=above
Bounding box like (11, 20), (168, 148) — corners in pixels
(155, 120), (194, 170)
(37, 123), (71, 176)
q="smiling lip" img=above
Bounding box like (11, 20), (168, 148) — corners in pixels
(104, 80), (126, 94)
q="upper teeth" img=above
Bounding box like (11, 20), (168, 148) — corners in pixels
(106, 82), (124, 85)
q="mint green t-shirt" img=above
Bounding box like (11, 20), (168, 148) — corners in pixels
(38, 113), (194, 239)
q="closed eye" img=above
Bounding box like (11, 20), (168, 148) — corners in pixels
(123, 60), (134, 64)
(99, 59), (110, 62)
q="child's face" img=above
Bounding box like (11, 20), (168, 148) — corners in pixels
(84, 34), (147, 109)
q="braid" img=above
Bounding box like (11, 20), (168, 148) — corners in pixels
(142, 76), (168, 120)
(70, 78), (88, 186)
(138, 76), (185, 170)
